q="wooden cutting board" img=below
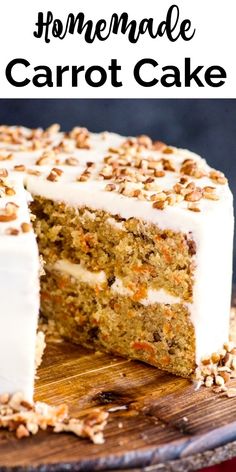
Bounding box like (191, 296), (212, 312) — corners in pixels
(1, 296), (236, 472)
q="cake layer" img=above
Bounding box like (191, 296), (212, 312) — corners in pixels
(40, 267), (196, 377)
(31, 197), (195, 302)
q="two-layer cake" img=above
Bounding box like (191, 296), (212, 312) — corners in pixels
(0, 124), (233, 399)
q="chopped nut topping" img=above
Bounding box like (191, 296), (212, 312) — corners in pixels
(188, 204), (201, 212)
(185, 189), (202, 202)
(51, 167), (63, 176)
(14, 165), (26, 172)
(196, 341), (236, 395)
(152, 141), (166, 151)
(0, 154), (13, 161)
(0, 393), (108, 444)
(154, 170), (166, 178)
(65, 157), (79, 166)
(180, 159), (206, 179)
(21, 222), (32, 233)
(0, 169), (8, 178)
(0, 202), (18, 222)
(47, 168), (63, 182)
(47, 172), (58, 182)
(163, 147), (174, 154)
(69, 127), (90, 149)
(36, 151), (56, 166)
(86, 161), (95, 168)
(152, 200), (168, 210)
(46, 123), (60, 135)
(27, 169), (42, 177)
(105, 183), (116, 192)
(203, 191), (219, 201)
(209, 170), (227, 185)
(5, 227), (20, 236)
(77, 170), (91, 182)
(5, 187), (16, 196)
(162, 158), (176, 172)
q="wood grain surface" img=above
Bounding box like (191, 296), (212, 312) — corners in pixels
(0, 298), (236, 472)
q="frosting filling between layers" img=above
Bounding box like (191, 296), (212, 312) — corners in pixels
(50, 259), (188, 307)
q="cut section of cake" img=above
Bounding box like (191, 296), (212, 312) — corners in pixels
(0, 125), (233, 385)
(24, 128), (233, 378)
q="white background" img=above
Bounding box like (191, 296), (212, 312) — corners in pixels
(0, 0), (235, 98)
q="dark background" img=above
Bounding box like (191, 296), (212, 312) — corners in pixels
(0, 99), (235, 278)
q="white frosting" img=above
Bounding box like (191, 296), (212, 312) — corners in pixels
(140, 288), (182, 306)
(0, 176), (39, 401)
(52, 259), (106, 285)
(0, 126), (233, 372)
(110, 277), (184, 306)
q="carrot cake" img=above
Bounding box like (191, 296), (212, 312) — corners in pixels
(0, 124), (233, 398)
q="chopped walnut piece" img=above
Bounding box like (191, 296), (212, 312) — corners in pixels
(47, 172), (58, 182)
(46, 123), (60, 135)
(65, 157), (79, 166)
(16, 424), (30, 439)
(209, 170), (227, 185)
(21, 222), (32, 233)
(86, 161), (95, 168)
(69, 127), (90, 149)
(188, 204), (200, 213)
(0, 154), (13, 161)
(0, 169), (8, 178)
(203, 191), (219, 201)
(5, 187), (16, 196)
(46, 168), (63, 182)
(162, 158), (176, 172)
(211, 352), (220, 363)
(36, 151), (56, 166)
(185, 189), (202, 202)
(154, 170), (166, 178)
(204, 186), (216, 193)
(51, 167), (63, 176)
(152, 200), (168, 210)
(152, 141), (166, 151)
(105, 183), (116, 192)
(162, 147), (173, 154)
(0, 394), (9, 405)
(27, 169), (42, 177)
(205, 376), (214, 388)
(0, 202), (18, 222)
(136, 135), (152, 148)
(77, 171), (90, 182)
(5, 227), (19, 236)
(219, 371), (230, 384)
(14, 165), (26, 172)
(180, 159), (206, 179)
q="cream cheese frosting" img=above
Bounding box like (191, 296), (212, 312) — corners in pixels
(0, 174), (39, 401)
